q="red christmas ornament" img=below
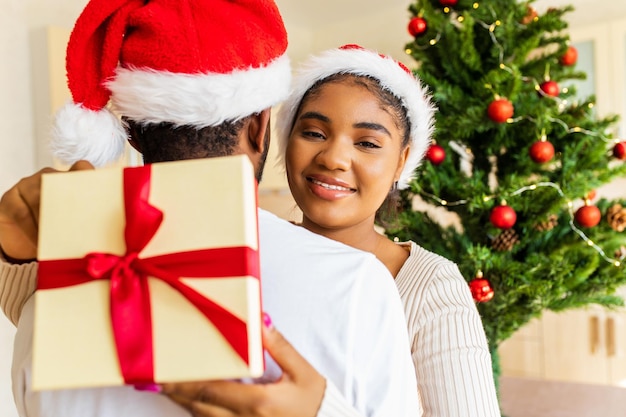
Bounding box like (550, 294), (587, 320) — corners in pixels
(529, 140), (555, 163)
(490, 204), (517, 229)
(613, 141), (626, 160)
(426, 144), (446, 165)
(575, 204), (601, 228)
(487, 98), (514, 123)
(439, 0), (458, 6)
(469, 272), (494, 303)
(408, 17), (428, 37)
(560, 46), (578, 66)
(586, 189), (597, 201)
(540, 80), (560, 97)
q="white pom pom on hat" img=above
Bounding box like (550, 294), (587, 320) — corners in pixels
(275, 44), (436, 189)
(52, 0), (291, 167)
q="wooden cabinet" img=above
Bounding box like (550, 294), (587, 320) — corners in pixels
(542, 309), (621, 385)
(499, 301), (626, 387)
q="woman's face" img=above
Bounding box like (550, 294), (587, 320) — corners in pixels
(285, 80), (409, 232)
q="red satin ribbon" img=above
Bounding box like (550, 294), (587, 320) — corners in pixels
(38, 165), (260, 384)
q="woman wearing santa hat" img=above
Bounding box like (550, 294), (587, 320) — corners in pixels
(275, 44), (501, 416)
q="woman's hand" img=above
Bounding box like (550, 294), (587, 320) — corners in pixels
(162, 321), (326, 417)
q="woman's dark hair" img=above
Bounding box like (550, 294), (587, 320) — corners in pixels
(297, 73), (411, 225)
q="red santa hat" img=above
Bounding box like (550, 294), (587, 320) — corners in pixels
(52, 0), (291, 167)
(275, 44), (435, 190)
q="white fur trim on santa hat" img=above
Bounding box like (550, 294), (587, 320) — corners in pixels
(108, 54), (291, 128)
(51, 102), (128, 167)
(275, 47), (435, 189)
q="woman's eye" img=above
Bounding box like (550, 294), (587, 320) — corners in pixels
(357, 140), (381, 149)
(302, 130), (325, 140)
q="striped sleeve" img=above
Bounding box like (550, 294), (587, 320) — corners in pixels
(395, 242), (501, 417)
(0, 255), (37, 326)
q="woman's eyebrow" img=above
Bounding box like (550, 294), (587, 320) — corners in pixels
(354, 122), (391, 137)
(298, 111), (330, 123)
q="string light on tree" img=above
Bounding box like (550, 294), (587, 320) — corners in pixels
(414, 181), (623, 266)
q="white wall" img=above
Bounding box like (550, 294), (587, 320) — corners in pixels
(0, 3), (35, 194)
(0, 2), (86, 415)
(309, 4), (414, 64)
(1, 3), (35, 416)
(1, 1), (626, 415)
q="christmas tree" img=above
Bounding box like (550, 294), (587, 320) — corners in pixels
(387, 0), (626, 380)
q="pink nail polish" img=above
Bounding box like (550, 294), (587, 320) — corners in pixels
(134, 383), (162, 393)
(262, 312), (273, 329)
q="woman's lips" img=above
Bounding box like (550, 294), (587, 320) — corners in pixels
(306, 176), (356, 200)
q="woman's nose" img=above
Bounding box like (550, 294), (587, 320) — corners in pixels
(314, 138), (351, 171)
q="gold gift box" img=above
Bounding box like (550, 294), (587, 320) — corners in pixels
(32, 155), (263, 390)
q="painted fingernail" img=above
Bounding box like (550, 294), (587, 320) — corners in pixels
(262, 312), (273, 329)
(134, 383), (162, 393)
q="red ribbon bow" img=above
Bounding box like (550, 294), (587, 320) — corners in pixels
(38, 165), (260, 384)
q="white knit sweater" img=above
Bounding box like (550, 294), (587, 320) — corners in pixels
(396, 241), (500, 416)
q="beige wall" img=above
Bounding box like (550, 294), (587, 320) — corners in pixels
(0, 4), (36, 194)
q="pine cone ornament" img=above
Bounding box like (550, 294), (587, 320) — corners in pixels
(492, 229), (520, 251)
(534, 214), (558, 231)
(607, 204), (626, 232)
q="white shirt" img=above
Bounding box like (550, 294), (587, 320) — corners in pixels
(3, 209), (419, 417)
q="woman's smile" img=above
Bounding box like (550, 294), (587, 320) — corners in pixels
(306, 175), (356, 200)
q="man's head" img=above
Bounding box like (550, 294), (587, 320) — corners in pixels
(52, 0), (290, 179)
(126, 110), (271, 182)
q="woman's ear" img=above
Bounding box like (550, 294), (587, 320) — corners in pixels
(394, 146), (410, 182)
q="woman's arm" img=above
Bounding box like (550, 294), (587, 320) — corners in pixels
(411, 262), (501, 417)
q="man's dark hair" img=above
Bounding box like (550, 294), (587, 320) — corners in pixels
(127, 117), (269, 182)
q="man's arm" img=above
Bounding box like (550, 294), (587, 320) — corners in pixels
(0, 256), (37, 325)
(0, 161), (94, 324)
